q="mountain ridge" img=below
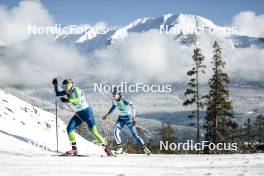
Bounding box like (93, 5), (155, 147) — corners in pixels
(54, 13), (264, 52)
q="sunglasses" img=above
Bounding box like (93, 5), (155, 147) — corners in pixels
(61, 85), (69, 89)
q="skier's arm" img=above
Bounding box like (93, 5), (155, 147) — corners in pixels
(54, 86), (67, 96)
(102, 102), (116, 120)
(107, 102), (116, 115)
(69, 98), (80, 104)
(52, 78), (66, 96)
(131, 104), (136, 117)
(68, 88), (82, 104)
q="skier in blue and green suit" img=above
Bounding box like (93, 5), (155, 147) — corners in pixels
(52, 78), (111, 156)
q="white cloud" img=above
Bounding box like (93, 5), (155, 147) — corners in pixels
(0, 1), (87, 86)
(231, 11), (264, 38)
(88, 30), (193, 83)
(223, 45), (264, 81)
(0, 0), (54, 45)
(88, 31), (264, 84)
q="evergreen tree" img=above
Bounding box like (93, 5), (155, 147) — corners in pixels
(255, 115), (264, 143)
(183, 48), (206, 144)
(204, 41), (235, 145)
(244, 118), (253, 142)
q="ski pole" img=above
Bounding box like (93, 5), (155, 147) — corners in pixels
(64, 103), (84, 123)
(105, 119), (153, 134)
(54, 95), (59, 156)
(135, 124), (153, 135)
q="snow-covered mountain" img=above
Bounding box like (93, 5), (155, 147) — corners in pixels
(0, 89), (106, 156)
(55, 13), (264, 52)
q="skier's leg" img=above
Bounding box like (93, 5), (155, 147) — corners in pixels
(114, 118), (125, 145)
(114, 117), (125, 154)
(66, 115), (82, 155)
(67, 115), (82, 142)
(126, 119), (145, 146)
(126, 117), (151, 154)
(83, 107), (105, 144)
(80, 107), (112, 156)
(90, 126), (105, 144)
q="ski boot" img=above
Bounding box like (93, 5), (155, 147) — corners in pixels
(102, 144), (113, 156)
(62, 142), (78, 156)
(142, 145), (151, 155)
(114, 144), (124, 154)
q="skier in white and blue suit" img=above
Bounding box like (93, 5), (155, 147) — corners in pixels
(102, 87), (151, 155)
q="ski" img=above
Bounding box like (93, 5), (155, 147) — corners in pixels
(111, 150), (128, 157)
(56, 154), (91, 157)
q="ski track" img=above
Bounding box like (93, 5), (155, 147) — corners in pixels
(0, 153), (263, 176)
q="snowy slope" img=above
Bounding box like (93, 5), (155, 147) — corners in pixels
(0, 89), (106, 156)
(0, 153), (263, 176)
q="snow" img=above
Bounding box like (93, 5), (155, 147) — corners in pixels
(0, 89), (106, 156)
(76, 22), (108, 43)
(0, 153), (263, 176)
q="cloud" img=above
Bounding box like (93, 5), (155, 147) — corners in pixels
(231, 11), (264, 38)
(0, 36), (88, 85)
(223, 45), (264, 81)
(88, 31), (264, 84)
(0, 0), (54, 45)
(88, 30), (193, 83)
(0, 1), (88, 86)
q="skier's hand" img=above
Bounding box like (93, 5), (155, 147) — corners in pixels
(131, 117), (136, 125)
(60, 97), (69, 103)
(52, 78), (58, 87)
(102, 114), (108, 120)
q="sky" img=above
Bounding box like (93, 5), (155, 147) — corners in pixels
(1, 0), (264, 26)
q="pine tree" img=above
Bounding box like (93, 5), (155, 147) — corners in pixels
(243, 118), (253, 143)
(204, 41), (235, 145)
(255, 115), (264, 143)
(183, 48), (206, 144)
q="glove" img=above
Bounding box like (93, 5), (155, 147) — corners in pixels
(131, 117), (136, 125)
(101, 114), (108, 120)
(52, 78), (58, 86)
(60, 97), (69, 103)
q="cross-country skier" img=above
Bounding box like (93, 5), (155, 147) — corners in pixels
(102, 87), (151, 155)
(52, 78), (111, 156)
